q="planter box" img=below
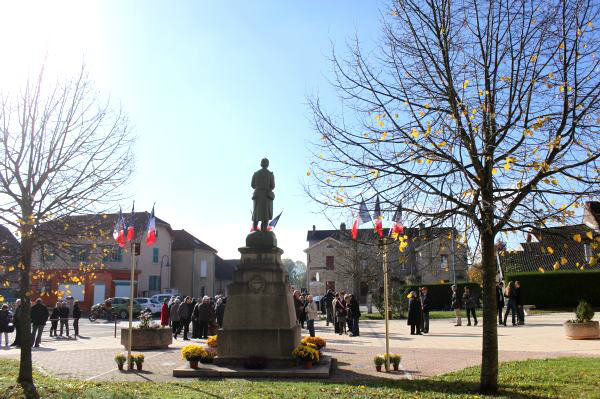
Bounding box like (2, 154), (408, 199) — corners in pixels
(564, 321), (600, 340)
(121, 327), (173, 349)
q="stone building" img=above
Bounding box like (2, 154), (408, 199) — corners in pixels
(305, 224), (468, 303)
(171, 229), (218, 299)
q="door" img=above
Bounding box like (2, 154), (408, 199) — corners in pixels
(93, 283), (105, 305)
(115, 284), (131, 298)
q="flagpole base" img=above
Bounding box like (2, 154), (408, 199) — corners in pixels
(246, 230), (277, 248)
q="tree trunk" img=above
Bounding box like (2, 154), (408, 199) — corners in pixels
(18, 227), (39, 399)
(479, 229), (498, 393)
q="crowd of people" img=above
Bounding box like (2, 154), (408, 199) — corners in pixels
(160, 295), (226, 340)
(293, 289), (361, 337)
(0, 297), (82, 349)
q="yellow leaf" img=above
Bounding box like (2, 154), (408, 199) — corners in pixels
(548, 72), (554, 79)
(538, 267), (545, 273)
(439, 141), (447, 147)
(553, 262), (560, 270)
(463, 80), (469, 89)
(306, 170), (311, 176)
(586, 231), (593, 240)
(587, 21), (592, 27)
(560, 257), (568, 265)
(504, 163), (510, 171)
(590, 257), (597, 266)
(559, 43), (565, 49)
(573, 233), (582, 242)
(412, 128), (419, 138)
(492, 168), (498, 175)
(547, 246), (554, 254)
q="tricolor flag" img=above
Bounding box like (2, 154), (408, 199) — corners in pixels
(126, 202), (135, 242)
(390, 203), (404, 239)
(352, 200), (372, 240)
(145, 206), (157, 246)
(373, 196), (383, 238)
(267, 210), (283, 231)
(113, 207), (126, 248)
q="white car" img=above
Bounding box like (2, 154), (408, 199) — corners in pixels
(151, 293), (174, 305)
(135, 297), (162, 314)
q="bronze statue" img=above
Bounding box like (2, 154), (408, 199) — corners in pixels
(251, 158), (275, 232)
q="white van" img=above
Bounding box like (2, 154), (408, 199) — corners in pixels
(150, 294), (174, 305)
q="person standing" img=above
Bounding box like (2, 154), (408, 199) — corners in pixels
(293, 290), (303, 326)
(58, 301), (70, 337)
(407, 291), (422, 335)
(170, 298), (181, 339)
(332, 293), (339, 333)
(0, 304), (11, 347)
(160, 299), (169, 327)
(30, 298), (49, 347)
(420, 287), (431, 334)
(10, 299), (22, 347)
(177, 296), (194, 340)
(323, 290), (334, 326)
(463, 287), (478, 326)
(451, 285), (462, 326)
(215, 297), (226, 328)
(305, 295), (318, 337)
(496, 282), (505, 325)
(344, 294), (353, 333)
(515, 281), (525, 325)
(335, 294), (347, 335)
(299, 295), (307, 329)
(49, 304), (59, 337)
(72, 301), (81, 337)
(348, 294), (361, 336)
(196, 296), (215, 339)
(503, 281), (518, 326)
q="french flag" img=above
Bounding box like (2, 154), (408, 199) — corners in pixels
(113, 208), (126, 248)
(352, 200), (372, 240)
(373, 196), (383, 238)
(390, 203), (404, 239)
(126, 202), (135, 242)
(146, 206), (157, 246)
(267, 210), (283, 231)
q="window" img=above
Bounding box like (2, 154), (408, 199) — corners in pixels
(102, 246), (123, 262)
(441, 255), (448, 269)
(325, 256), (334, 270)
(70, 246), (89, 262)
(149, 276), (160, 291)
(200, 260), (207, 277)
(200, 286), (205, 297)
(152, 248), (159, 263)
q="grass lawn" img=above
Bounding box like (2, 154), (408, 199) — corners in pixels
(1, 357), (599, 399)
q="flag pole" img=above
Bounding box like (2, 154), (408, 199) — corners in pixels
(382, 236), (390, 372)
(127, 239), (136, 369)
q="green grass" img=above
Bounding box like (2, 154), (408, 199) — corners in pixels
(1, 357), (599, 399)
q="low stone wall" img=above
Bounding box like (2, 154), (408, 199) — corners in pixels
(121, 327), (173, 350)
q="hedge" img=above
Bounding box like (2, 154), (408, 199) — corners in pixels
(404, 283), (481, 311)
(504, 270), (600, 309)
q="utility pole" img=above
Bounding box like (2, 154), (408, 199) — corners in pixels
(127, 241), (137, 369)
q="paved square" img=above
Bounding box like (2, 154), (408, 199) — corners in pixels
(0, 313), (596, 382)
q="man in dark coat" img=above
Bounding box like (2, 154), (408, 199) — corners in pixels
(58, 301), (70, 337)
(407, 291), (422, 335)
(348, 294), (361, 336)
(420, 287), (431, 333)
(515, 281), (525, 325)
(72, 301), (81, 337)
(322, 290), (334, 326)
(177, 296), (194, 340)
(195, 296), (215, 339)
(293, 290), (303, 324)
(215, 298), (226, 328)
(496, 282), (505, 325)
(30, 298), (49, 347)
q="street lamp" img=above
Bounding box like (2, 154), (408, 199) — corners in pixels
(160, 254), (170, 293)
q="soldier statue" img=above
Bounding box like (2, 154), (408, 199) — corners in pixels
(251, 158), (275, 232)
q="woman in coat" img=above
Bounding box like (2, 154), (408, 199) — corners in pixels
(305, 295), (318, 337)
(463, 287), (478, 326)
(335, 294), (347, 335)
(160, 299), (169, 327)
(0, 304), (11, 347)
(407, 291), (422, 335)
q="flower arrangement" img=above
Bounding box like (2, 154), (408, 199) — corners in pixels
(114, 353), (126, 370)
(200, 347), (216, 364)
(292, 343), (320, 363)
(207, 335), (218, 347)
(373, 354), (385, 371)
(301, 336), (326, 350)
(137, 311), (160, 329)
(182, 345), (206, 361)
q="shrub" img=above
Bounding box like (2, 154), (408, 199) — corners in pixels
(292, 343), (320, 363)
(373, 355), (385, 366)
(575, 300), (595, 323)
(133, 354), (144, 364)
(390, 354), (401, 366)
(181, 345), (206, 361)
(505, 270), (600, 308)
(114, 353), (126, 365)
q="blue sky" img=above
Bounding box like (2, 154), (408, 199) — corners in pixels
(0, 1), (386, 262)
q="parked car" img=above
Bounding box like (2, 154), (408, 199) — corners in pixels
(135, 297), (162, 315)
(90, 297), (142, 320)
(150, 294), (174, 304)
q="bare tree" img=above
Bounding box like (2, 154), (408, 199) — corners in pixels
(0, 66), (133, 398)
(306, 0), (600, 392)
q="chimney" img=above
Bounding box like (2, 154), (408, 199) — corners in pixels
(340, 222), (346, 231)
(312, 225), (316, 231)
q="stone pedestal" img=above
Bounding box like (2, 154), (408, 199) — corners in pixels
(216, 241), (300, 366)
